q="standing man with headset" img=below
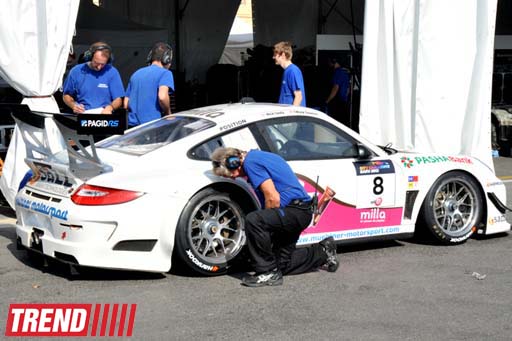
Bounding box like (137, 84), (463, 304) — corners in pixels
(124, 42), (175, 128)
(62, 42), (124, 114)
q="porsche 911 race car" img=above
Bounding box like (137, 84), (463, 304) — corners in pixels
(9, 102), (511, 275)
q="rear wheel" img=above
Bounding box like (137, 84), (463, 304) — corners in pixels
(174, 188), (246, 275)
(420, 172), (483, 244)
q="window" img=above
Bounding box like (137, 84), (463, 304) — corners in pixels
(189, 127), (259, 160)
(254, 117), (359, 160)
(98, 116), (215, 155)
(190, 138), (224, 160)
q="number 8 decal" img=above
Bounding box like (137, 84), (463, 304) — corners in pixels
(373, 176), (384, 195)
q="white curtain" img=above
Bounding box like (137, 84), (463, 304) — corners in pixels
(359, 0), (497, 170)
(0, 0), (79, 208)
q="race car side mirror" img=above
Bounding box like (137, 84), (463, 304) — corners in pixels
(357, 144), (372, 160)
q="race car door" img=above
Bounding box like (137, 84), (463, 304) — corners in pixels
(250, 115), (404, 244)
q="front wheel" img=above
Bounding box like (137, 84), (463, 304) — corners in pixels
(174, 188), (246, 275)
(420, 172), (483, 245)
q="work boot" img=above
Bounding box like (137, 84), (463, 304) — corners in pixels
(241, 268), (283, 287)
(320, 236), (339, 272)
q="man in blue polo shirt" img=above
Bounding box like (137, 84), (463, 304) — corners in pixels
(63, 42), (124, 114)
(211, 147), (338, 287)
(124, 42), (175, 128)
(273, 41), (306, 107)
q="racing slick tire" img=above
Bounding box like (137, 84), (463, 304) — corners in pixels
(174, 188), (246, 276)
(420, 171), (483, 245)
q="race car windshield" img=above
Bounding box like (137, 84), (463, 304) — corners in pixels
(97, 116), (215, 155)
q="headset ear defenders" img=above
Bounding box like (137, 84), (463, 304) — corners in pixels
(146, 43), (173, 66)
(225, 155), (241, 170)
(212, 155), (241, 171)
(83, 43), (113, 64)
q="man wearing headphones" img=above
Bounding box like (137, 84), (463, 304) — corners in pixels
(63, 42), (124, 114)
(124, 42), (175, 128)
(211, 147), (339, 287)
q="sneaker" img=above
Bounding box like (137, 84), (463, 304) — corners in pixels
(320, 237), (339, 273)
(241, 268), (283, 287)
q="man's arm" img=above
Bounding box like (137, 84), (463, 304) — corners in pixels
(326, 84), (339, 104)
(158, 85), (172, 116)
(101, 97), (122, 114)
(123, 96), (130, 110)
(260, 179), (280, 208)
(292, 90), (303, 106)
(63, 93), (85, 113)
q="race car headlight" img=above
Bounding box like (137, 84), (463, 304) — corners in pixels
(71, 184), (144, 205)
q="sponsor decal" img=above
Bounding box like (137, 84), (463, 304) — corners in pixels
(30, 162), (73, 188)
(5, 303), (137, 337)
(407, 175), (419, 189)
(61, 232), (67, 240)
(415, 155), (473, 165)
(488, 215), (507, 225)
(401, 155), (473, 168)
(186, 249), (219, 272)
(265, 111), (286, 116)
(297, 226), (402, 244)
(80, 119), (120, 128)
(371, 197), (383, 206)
(77, 113), (126, 134)
(219, 119), (247, 131)
(354, 160), (395, 175)
(15, 198), (69, 221)
(401, 157), (414, 168)
(360, 208), (387, 223)
(313, 186), (336, 225)
(486, 181), (504, 187)
(449, 232), (474, 243)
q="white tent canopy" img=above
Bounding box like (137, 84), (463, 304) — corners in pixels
(0, 0), (78, 208)
(359, 0), (497, 169)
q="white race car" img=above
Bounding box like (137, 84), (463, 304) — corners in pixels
(10, 102), (511, 275)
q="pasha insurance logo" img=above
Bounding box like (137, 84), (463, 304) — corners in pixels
(5, 303), (137, 337)
(400, 156), (414, 168)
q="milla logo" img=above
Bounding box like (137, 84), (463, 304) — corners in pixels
(5, 303), (137, 337)
(360, 208), (386, 222)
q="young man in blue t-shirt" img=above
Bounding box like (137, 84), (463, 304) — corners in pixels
(124, 42), (175, 128)
(273, 41), (306, 107)
(211, 147), (338, 287)
(63, 42), (125, 114)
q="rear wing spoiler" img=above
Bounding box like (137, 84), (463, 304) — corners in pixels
(0, 104), (123, 181)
